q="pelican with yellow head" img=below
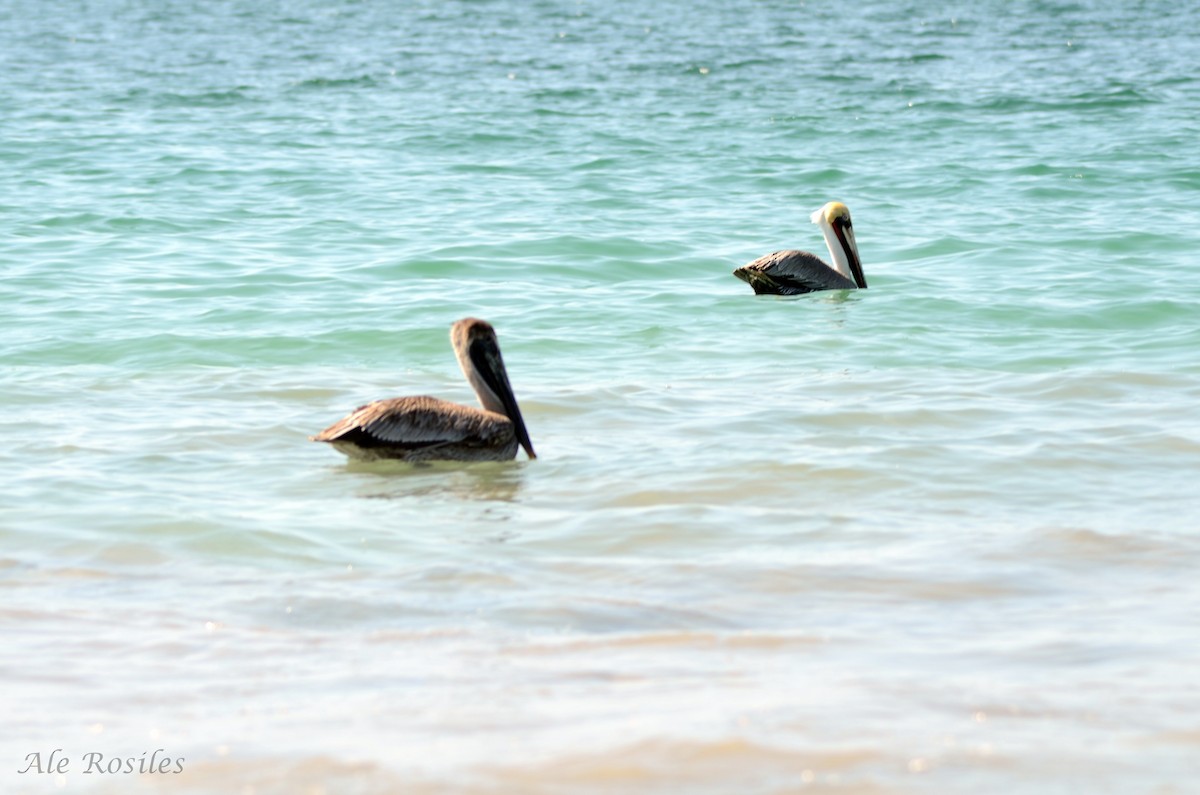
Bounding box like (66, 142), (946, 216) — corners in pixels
(733, 201), (868, 295)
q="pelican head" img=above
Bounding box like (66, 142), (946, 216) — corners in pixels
(451, 318), (536, 459)
(810, 201), (867, 289)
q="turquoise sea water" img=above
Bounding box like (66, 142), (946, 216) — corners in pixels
(3, 1), (1200, 792)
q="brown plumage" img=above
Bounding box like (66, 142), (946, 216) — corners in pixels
(733, 201), (868, 296)
(311, 318), (536, 463)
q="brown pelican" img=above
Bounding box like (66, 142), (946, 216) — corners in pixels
(311, 318), (536, 462)
(733, 201), (867, 295)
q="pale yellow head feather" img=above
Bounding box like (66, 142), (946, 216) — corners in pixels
(811, 201), (851, 226)
(808, 201), (862, 284)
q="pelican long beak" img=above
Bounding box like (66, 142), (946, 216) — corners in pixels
(467, 334), (537, 460)
(832, 218), (868, 289)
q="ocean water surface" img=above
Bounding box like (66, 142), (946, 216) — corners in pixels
(3, 0), (1200, 792)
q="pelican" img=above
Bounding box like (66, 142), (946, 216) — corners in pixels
(733, 201), (867, 295)
(311, 318), (536, 462)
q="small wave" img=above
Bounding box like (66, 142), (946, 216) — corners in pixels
(174, 89), (256, 106)
(123, 87), (258, 108)
(290, 75), (380, 90)
(528, 86), (602, 101)
(720, 57), (784, 70)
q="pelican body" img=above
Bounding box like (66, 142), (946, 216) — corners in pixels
(733, 201), (867, 295)
(311, 318), (536, 463)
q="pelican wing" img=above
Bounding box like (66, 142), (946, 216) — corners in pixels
(311, 396), (508, 452)
(733, 249), (858, 295)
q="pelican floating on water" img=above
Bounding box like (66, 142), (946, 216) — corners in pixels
(311, 318), (536, 462)
(733, 201), (867, 295)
